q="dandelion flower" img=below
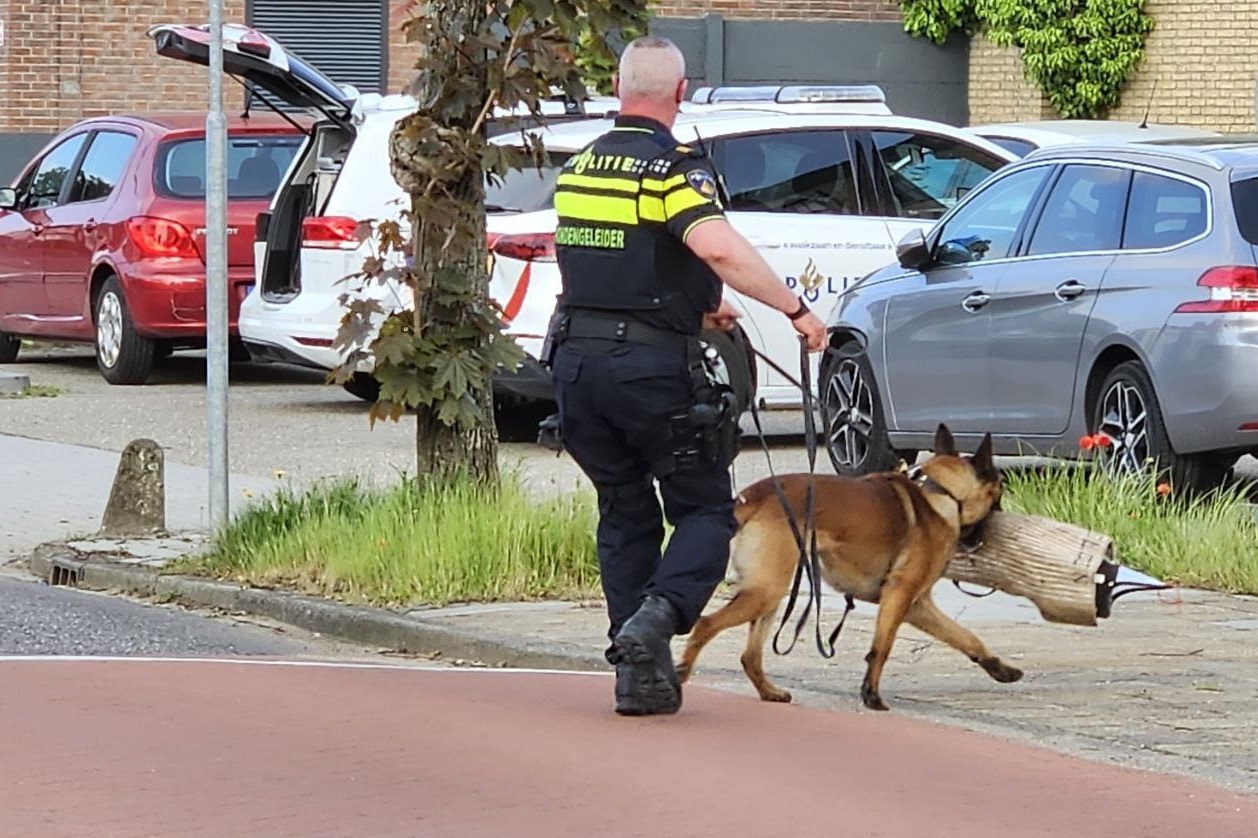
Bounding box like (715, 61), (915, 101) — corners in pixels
(273, 469), (287, 479)
(242, 488), (254, 499)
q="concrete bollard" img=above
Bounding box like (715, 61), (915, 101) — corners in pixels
(100, 438), (167, 537)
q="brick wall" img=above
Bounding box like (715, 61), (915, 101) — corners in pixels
(967, 39), (1053, 125)
(0, 0), (247, 133)
(386, 0), (421, 96)
(654, 0), (901, 21)
(969, 0), (1258, 130)
(0, 0), (419, 134)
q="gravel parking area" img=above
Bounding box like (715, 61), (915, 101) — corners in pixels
(5, 342), (1255, 498)
(0, 343), (818, 496)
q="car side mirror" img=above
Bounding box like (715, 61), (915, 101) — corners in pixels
(895, 229), (931, 270)
(937, 235), (992, 266)
(0, 188), (16, 210)
(936, 240), (974, 266)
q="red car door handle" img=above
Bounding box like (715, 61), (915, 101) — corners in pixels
(83, 220), (98, 232)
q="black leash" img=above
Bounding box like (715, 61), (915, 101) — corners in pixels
(744, 335), (854, 659)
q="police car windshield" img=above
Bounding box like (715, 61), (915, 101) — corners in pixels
(485, 153), (572, 213)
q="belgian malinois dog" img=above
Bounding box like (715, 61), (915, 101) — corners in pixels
(677, 424), (1022, 711)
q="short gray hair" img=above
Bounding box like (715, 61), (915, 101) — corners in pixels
(617, 36), (686, 101)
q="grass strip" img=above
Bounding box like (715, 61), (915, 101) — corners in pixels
(179, 474), (601, 606)
(1004, 464), (1258, 594)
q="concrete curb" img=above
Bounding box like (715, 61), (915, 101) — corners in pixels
(27, 544), (606, 673)
(0, 371), (30, 395)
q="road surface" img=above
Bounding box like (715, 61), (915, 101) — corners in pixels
(3, 657), (1253, 838)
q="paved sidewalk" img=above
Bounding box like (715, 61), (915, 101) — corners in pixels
(0, 434), (279, 564)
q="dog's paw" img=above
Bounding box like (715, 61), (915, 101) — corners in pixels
(675, 662), (692, 684)
(860, 686), (890, 712)
(759, 688), (792, 703)
(981, 657), (1024, 684)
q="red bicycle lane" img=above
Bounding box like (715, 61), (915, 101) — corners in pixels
(1, 657), (1252, 838)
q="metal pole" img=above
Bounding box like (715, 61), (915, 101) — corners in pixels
(206, 1), (230, 530)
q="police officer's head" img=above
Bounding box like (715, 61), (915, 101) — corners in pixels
(614, 36), (687, 125)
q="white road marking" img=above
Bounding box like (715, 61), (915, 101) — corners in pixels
(0, 655), (609, 676)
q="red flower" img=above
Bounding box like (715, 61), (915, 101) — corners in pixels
(1080, 433), (1112, 452)
(1156, 482), (1172, 497)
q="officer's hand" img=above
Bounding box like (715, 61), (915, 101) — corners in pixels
(793, 311), (827, 352)
(703, 299), (742, 332)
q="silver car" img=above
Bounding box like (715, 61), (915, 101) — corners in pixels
(822, 137), (1258, 491)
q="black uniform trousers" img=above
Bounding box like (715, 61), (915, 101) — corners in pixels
(551, 338), (737, 656)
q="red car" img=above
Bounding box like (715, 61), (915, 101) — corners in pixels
(0, 112), (303, 383)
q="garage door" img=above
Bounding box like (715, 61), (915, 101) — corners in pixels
(247, 0), (388, 101)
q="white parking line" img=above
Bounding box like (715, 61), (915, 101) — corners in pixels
(0, 655), (609, 676)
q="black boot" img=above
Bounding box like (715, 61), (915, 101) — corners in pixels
(611, 595), (682, 716)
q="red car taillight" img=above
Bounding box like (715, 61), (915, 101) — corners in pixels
(1174, 266), (1258, 313)
(126, 217), (200, 259)
(489, 232), (556, 263)
(302, 216), (362, 250)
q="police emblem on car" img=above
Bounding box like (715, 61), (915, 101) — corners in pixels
(686, 168), (719, 199)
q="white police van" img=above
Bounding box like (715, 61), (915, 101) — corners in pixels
(151, 22), (1017, 406)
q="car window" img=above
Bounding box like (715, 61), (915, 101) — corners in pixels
(484, 152), (572, 213)
(155, 135), (303, 200)
(711, 130), (860, 215)
(980, 136), (1037, 158)
(1123, 171), (1208, 249)
(872, 130), (1006, 220)
(1232, 176), (1258, 245)
(68, 131), (138, 204)
(931, 165), (1052, 265)
(1027, 164), (1129, 256)
(19, 133), (89, 210)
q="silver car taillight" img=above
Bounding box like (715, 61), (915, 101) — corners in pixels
(1174, 266), (1258, 313)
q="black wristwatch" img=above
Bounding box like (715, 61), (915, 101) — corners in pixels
(787, 298), (810, 321)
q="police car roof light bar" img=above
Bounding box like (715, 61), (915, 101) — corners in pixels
(690, 84), (887, 105)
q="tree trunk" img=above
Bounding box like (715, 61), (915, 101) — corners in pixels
(415, 402), (499, 484)
(401, 1), (498, 486)
(410, 174), (500, 484)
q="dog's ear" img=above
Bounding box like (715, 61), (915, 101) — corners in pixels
(973, 432), (996, 476)
(934, 423), (957, 456)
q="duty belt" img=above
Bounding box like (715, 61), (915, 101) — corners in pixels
(560, 312), (695, 352)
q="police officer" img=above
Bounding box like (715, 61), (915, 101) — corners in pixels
(548, 36), (827, 716)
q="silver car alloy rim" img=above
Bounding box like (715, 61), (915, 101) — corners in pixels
(824, 357), (875, 469)
(97, 291), (123, 369)
(1096, 380), (1150, 474)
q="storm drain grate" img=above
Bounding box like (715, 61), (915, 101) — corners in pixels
(49, 560), (81, 587)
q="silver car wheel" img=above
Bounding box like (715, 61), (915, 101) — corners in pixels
(824, 357), (875, 469)
(1097, 380), (1150, 474)
(96, 291), (123, 369)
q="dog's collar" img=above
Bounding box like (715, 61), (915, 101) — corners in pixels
(906, 466), (962, 510)
(909, 466), (988, 554)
